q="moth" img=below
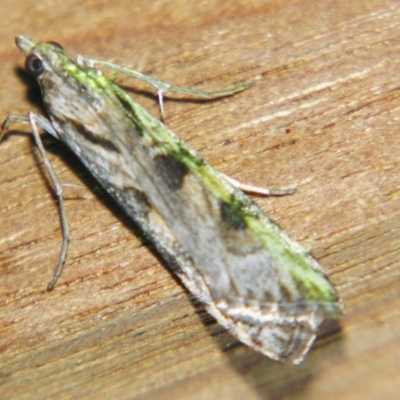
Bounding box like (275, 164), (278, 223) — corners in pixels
(1, 36), (342, 364)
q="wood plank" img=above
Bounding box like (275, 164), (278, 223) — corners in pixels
(1, 1), (399, 399)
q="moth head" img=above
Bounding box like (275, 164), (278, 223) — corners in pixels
(15, 35), (64, 78)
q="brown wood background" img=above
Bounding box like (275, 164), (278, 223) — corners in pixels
(1, 1), (399, 399)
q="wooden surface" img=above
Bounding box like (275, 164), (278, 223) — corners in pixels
(1, 1), (399, 399)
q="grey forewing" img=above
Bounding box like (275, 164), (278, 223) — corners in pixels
(42, 67), (305, 311)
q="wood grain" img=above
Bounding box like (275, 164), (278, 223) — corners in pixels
(1, 1), (399, 399)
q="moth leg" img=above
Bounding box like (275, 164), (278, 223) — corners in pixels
(223, 174), (296, 196)
(1, 114), (29, 138)
(28, 112), (70, 289)
(77, 56), (253, 118)
(1, 112), (69, 290)
(2, 113), (60, 139)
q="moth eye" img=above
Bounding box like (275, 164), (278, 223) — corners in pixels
(47, 41), (63, 50)
(25, 54), (44, 77)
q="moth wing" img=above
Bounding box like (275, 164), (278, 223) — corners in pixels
(175, 247), (327, 364)
(116, 143), (339, 363)
(118, 164), (339, 363)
